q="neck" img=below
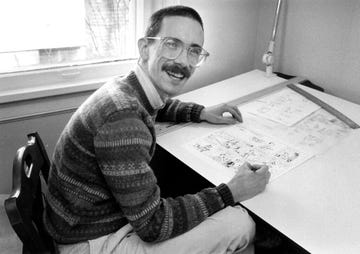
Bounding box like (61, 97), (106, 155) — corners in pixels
(137, 60), (169, 100)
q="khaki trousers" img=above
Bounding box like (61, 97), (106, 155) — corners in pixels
(58, 205), (255, 254)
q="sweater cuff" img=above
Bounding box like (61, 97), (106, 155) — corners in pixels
(216, 183), (235, 207)
(191, 104), (205, 123)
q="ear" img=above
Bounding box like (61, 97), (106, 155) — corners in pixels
(138, 38), (149, 62)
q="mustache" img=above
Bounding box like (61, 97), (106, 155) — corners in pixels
(162, 63), (191, 78)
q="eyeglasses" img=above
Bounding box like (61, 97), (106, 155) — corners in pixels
(146, 37), (210, 67)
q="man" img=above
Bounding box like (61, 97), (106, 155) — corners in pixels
(44, 5), (270, 254)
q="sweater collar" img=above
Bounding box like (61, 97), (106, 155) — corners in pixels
(125, 72), (158, 116)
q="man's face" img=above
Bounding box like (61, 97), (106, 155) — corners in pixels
(143, 16), (204, 97)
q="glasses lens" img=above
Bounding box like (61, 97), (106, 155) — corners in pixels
(159, 37), (208, 67)
(161, 38), (182, 59)
(188, 47), (204, 66)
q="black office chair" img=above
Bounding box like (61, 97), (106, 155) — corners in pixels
(4, 132), (57, 254)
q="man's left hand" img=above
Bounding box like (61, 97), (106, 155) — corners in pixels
(199, 104), (242, 124)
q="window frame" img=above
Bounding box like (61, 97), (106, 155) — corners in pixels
(0, 0), (148, 104)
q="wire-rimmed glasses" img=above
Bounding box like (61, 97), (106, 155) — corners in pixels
(146, 37), (210, 67)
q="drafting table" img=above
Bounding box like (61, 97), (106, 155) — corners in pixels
(156, 69), (360, 254)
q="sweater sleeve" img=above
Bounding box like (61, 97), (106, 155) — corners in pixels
(156, 98), (204, 123)
(94, 113), (233, 243)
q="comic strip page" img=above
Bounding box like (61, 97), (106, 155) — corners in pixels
(240, 108), (352, 154)
(185, 125), (312, 181)
(184, 88), (352, 182)
(243, 88), (320, 126)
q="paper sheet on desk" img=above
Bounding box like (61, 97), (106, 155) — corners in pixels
(184, 124), (313, 182)
(241, 87), (320, 126)
(241, 109), (352, 154)
(183, 107), (352, 182)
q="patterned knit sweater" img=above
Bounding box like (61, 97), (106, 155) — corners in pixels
(44, 71), (235, 244)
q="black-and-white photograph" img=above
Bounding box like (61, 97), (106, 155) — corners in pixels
(1, 1), (360, 253)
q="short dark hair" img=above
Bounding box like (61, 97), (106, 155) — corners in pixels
(145, 5), (203, 37)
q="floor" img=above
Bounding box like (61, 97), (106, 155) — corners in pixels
(0, 194), (22, 254)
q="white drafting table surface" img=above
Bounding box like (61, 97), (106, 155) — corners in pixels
(157, 70), (360, 254)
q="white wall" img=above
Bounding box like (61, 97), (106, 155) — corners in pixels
(176, 0), (260, 93)
(254, 0), (360, 104)
(0, 92), (92, 194)
(0, 113), (73, 194)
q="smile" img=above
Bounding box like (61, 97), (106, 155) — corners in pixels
(166, 70), (185, 80)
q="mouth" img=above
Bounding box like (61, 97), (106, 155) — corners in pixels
(166, 70), (185, 80)
(162, 63), (190, 81)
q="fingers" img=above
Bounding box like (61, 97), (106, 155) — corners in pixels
(242, 162), (266, 172)
(205, 116), (234, 125)
(248, 163), (263, 171)
(255, 165), (271, 183)
(202, 104), (243, 125)
(244, 162), (271, 183)
(223, 118), (237, 124)
(254, 164), (269, 173)
(221, 104), (243, 123)
(242, 161), (253, 170)
(228, 105), (243, 123)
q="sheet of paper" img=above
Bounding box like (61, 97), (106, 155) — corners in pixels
(239, 109), (352, 154)
(183, 109), (351, 182)
(242, 87), (320, 126)
(179, 86), (352, 183)
(184, 125), (313, 182)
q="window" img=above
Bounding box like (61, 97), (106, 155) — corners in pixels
(0, 0), (147, 103)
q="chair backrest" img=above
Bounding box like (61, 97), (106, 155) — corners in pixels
(4, 132), (56, 254)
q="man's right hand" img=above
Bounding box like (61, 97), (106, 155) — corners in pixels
(227, 162), (271, 202)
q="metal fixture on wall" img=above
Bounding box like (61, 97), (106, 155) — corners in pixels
(262, 0), (283, 77)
